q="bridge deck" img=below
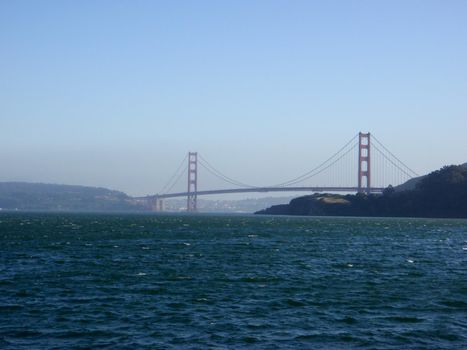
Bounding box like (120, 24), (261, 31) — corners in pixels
(138, 187), (385, 200)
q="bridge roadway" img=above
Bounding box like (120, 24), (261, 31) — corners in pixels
(139, 186), (385, 200)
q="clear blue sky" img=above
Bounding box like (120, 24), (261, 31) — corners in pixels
(1, 0), (466, 196)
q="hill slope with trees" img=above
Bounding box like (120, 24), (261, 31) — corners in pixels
(256, 165), (467, 219)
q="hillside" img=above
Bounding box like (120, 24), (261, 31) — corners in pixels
(394, 162), (467, 192)
(0, 182), (147, 212)
(256, 164), (467, 219)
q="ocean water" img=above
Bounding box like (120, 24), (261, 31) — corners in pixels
(0, 213), (466, 349)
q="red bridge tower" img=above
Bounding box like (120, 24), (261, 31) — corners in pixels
(358, 132), (371, 194)
(187, 152), (198, 212)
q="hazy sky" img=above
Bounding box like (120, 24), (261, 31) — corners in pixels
(1, 0), (466, 196)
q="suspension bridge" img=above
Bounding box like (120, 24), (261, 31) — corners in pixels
(138, 132), (418, 211)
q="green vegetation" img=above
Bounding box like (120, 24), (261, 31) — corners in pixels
(256, 165), (467, 219)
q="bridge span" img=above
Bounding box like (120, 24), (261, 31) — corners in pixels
(144, 132), (417, 212)
(141, 186), (385, 200)
(138, 186), (385, 211)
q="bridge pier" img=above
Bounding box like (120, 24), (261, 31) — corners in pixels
(151, 198), (165, 212)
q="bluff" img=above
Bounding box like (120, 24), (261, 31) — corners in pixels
(256, 164), (467, 219)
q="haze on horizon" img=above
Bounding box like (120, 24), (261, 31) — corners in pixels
(1, 0), (466, 197)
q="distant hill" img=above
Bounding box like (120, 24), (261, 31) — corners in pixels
(0, 182), (148, 212)
(256, 164), (467, 219)
(0, 182), (298, 213)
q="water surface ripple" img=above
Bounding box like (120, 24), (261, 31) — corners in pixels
(1, 213), (466, 349)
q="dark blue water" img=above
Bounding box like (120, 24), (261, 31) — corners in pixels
(1, 213), (466, 349)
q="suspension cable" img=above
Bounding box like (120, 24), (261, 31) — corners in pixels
(371, 135), (418, 177)
(283, 141), (359, 186)
(158, 132), (417, 194)
(272, 133), (359, 187)
(163, 166), (187, 194)
(198, 155), (257, 188)
(159, 154), (188, 194)
(372, 143), (414, 179)
(199, 160), (252, 188)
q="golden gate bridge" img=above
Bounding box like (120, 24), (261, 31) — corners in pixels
(139, 132), (418, 211)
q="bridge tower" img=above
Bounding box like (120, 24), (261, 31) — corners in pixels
(187, 152), (198, 212)
(358, 132), (371, 194)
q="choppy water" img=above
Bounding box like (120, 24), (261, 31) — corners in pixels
(1, 213), (466, 349)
